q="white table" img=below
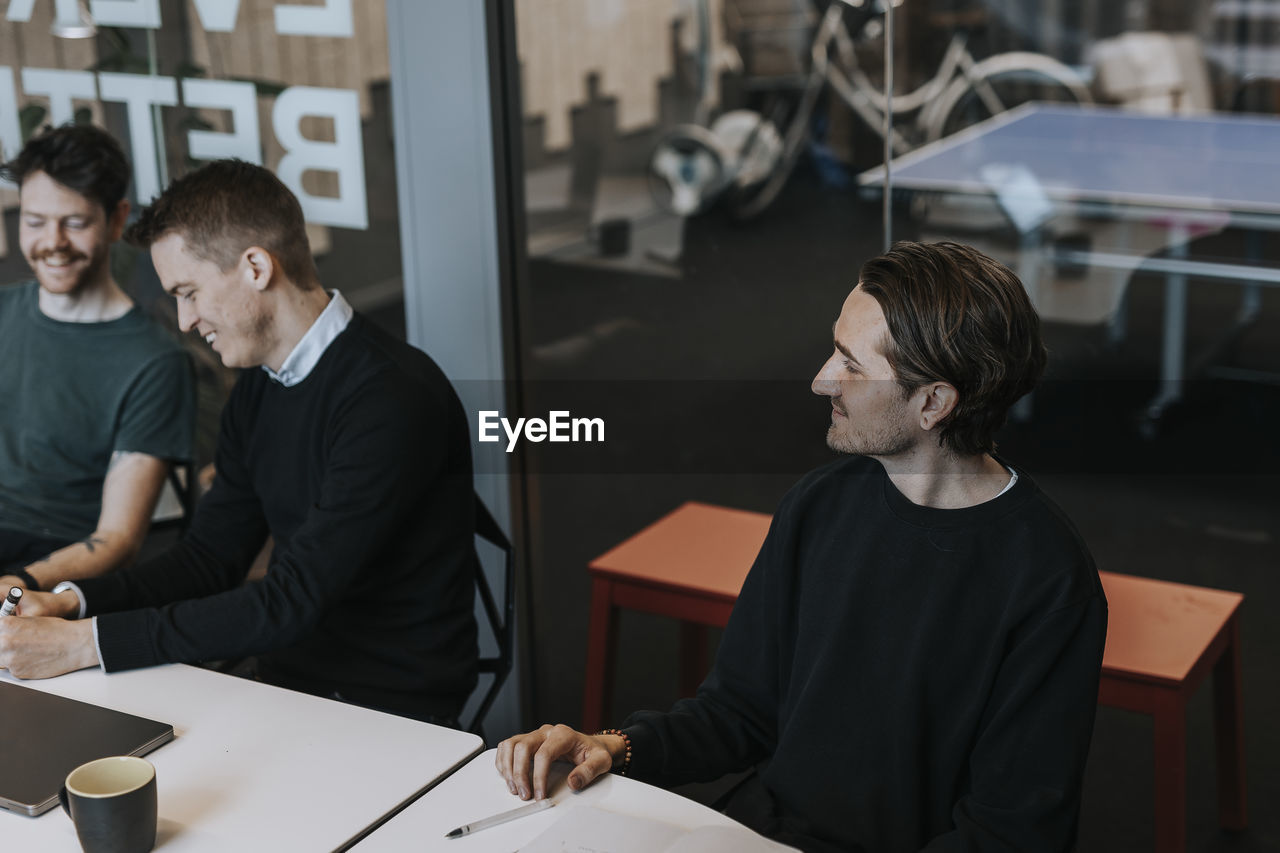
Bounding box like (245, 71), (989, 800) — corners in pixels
(861, 103), (1280, 431)
(1, 664), (483, 852)
(352, 749), (779, 852)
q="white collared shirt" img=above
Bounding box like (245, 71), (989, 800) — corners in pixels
(263, 290), (354, 387)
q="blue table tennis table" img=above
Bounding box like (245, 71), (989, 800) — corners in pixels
(860, 103), (1280, 431)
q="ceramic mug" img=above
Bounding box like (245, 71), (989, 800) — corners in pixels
(59, 756), (157, 853)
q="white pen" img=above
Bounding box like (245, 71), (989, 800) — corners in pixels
(445, 799), (554, 838)
(0, 587), (21, 616)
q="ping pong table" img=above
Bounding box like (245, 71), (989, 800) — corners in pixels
(860, 103), (1280, 431)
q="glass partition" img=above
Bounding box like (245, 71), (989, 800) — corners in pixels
(507, 0), (896, 727)
(1, 0), (405, 465)
(504, 3), (1279, 833)
(874, 4), (1279, 844)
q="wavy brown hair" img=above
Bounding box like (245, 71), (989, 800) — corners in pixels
(1, 123), (130, 213)
(858, 241), (1046, 456)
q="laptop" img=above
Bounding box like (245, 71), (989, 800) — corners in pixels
(0, 681), (174, 816)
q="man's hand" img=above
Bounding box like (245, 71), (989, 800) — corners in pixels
(495, 724), (627, 800)
(0, 616), (98, 679)
(14, 588), (81, 619)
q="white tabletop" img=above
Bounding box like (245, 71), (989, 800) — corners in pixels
(352, 749), (781, 852)
(1, 664), (482, 852)
(861, 103), (1280, 217)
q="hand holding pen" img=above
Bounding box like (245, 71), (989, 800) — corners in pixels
(1, 587), (21, 616)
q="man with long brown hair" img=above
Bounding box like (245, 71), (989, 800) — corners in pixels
(499, 242), (1107, 852)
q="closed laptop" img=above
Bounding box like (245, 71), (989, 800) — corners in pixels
(0, 680), (173, 816)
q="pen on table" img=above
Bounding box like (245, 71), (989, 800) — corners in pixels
(1, 587), (21, 616)
(445, 799), (555, 838)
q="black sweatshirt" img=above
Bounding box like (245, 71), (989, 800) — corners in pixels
(623, 455), (1107, 853)
(79, 315), (479, 720)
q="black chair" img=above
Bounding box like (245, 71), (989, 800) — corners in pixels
(465, 493), (516, 740)
(149, 460), (198, 534)
(206, 491), (516, 734)
(1231, 73), (1280, 115)
(132, 460), (198, 568)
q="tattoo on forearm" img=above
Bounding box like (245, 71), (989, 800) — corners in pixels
(81, 535), (107, 554)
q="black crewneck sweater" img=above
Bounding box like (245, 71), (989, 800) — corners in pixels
(624, 455), (1107, 853)
(80, 315), (479, 720)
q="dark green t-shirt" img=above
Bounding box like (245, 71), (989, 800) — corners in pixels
(0, 281), (195, 541)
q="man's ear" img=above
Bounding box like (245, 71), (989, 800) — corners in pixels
(107, 199), (130, 242)
(240, 247), (275, 292)
(917, 382), (959, 431)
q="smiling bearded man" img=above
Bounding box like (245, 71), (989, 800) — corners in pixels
(0, 124), (194, 594)
(0, 159), (480, 728)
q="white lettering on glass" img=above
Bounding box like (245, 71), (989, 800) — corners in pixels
(97, 72), (179, 203)
(182, 79), (262, 165)
(275, 0), (353, 38)
(273, 86), (368, 230)
(20, 69), (97, 127)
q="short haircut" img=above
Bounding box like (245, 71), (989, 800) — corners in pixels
(858, 241), (1047, 457)
(0, 123), (131, 213)
(125, 159), (318, 288)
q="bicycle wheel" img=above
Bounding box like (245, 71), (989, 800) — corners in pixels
(921, 53), (1092, 144)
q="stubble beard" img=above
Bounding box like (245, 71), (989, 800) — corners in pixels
(237, 303), (277, 368)
(825, 412), (916, 458)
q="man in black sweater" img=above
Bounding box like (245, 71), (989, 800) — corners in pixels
(497, 242), (1107, 851)
(0, 161), (478, 724)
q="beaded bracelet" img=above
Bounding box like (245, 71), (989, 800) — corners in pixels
(596, 728), (632, 777)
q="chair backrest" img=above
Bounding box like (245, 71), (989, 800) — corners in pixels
(464, 493), (515, 738)
(1232, 73), (1280, 115)
(1089, 32), (1213, 114)
(149, 459), (198, 534)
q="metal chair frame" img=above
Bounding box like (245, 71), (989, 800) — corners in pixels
(465, 494), (516, 739)
(149, 459), (198, 534)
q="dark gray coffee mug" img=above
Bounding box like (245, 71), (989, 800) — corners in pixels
(59, 756), (157, 853)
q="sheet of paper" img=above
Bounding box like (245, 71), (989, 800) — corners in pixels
(519, 804), (797, 853)
(667, 825), (799, 853)
(520, 806), (683, 853)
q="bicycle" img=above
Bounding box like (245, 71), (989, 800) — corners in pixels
(649, 0), (1093, 219)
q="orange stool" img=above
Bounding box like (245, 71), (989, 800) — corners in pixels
(581, 502), (771, 733)
(1097, 571), (1247, 853)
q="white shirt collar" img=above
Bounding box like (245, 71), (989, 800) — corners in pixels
(995, 465), (1019, 498)
(263, 290), (354, 387)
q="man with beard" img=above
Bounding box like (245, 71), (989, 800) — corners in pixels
(0, 124), (194, 593)
(0, 160), (478, 725)
(497, 242), (1108, 853)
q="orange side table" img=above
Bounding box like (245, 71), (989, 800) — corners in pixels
(581, 502), (771, 733)
(1097, 571), (1247, 853)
